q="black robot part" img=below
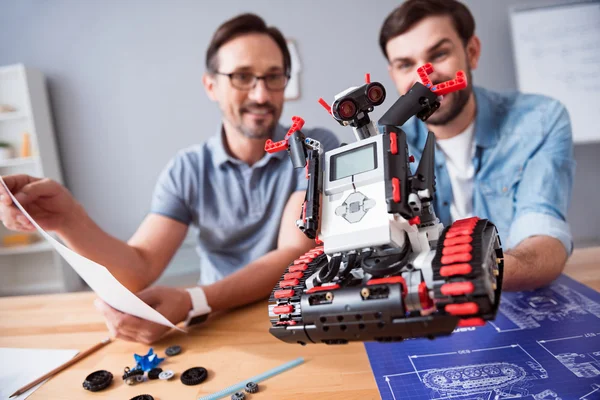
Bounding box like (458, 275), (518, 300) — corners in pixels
(331, 82), (386, 128)
(245, 381), (259, 393)
(410, 131), (436, 201)
(147, 368), (163, 380)
(287, 130), (307, 169)
(287, 131), (322, 240)
(122, 367), (144, 380)
(268, 219), (503, 345)
(231, 392), (246, 400)
(378, 81), (440, 127)
(180, 367), (208, 386)
(82, 370), (113, 392)
(165, 345), (181, 357)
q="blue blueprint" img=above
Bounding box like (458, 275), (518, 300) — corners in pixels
(365, 275), (600, 400)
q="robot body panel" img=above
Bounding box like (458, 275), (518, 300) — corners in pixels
(321, 134), (408, 254)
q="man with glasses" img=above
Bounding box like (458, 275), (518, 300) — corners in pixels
(0, 13), (339, 343)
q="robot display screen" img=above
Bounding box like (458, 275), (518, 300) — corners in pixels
(331, 143), (377, 180)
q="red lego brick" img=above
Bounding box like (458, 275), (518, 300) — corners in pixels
(273, 305), (294, 314)
(280, 279), (300, 288)
(306, 284), (340, 294)
(318, 98), (332, 115)
(409, 216), (421, 226)
(417, 63), (434, 87)
(440, 281), (475, 296)
(264, 138), (288, 153)
(454, 216), (480, 225)
(284, 271), (304, 280)
(442, 243), (473, 255)
(284, 116), (305, 139)
(441, 252), (473, 264)
(457, 317), (486, 327)
(419, 281), (434, 309)
(446, 302), (479, 316)
(431, 70), (468, 96)
(274, 289), (295, 299)
(445, 227), (475, 239)
(444, 235), (473, 246)
(392, 177), (401, 202)
(390, 132), (398, 155)
(440, 263), (473, 277)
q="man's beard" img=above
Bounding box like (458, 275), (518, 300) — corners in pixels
(236, 102), (278, 139)
(426, 68), (473, 126)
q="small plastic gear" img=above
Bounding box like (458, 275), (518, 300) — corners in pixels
(231, 392), (246, 400)
(245, 381), (259, 393)
(158, 370), (175, 380)
(148, 367), (163, 380)
(82, 370), (113, 392)
(165, 345), (182, 356)
(122, 366), (144, 380)
(180, 367), (208, 386)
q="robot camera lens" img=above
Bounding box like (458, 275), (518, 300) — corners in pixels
(337, 99), (357, 120)
(366, 83), (385, 105)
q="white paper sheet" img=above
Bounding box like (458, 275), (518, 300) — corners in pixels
(0, 177), (183, 331)
(0, 348), (79, 400)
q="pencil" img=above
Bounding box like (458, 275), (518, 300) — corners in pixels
(9, 337), (112, 398)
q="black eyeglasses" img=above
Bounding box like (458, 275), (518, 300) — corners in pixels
(213, 71), (290, 91)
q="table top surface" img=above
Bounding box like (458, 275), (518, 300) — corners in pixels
(1, 246), (599, 400)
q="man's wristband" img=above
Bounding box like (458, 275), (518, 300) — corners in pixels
(184, 287), (212, 327)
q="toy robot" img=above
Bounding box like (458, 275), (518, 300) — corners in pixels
(264, 63), (504, 345)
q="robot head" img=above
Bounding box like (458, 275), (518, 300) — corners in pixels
(330, 82), (386, 128)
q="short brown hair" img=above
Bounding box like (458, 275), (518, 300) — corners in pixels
(205, 13), (291, 76)
(379, 0), (475, 61)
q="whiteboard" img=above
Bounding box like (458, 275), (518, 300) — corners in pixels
(510, 1), (600, 143)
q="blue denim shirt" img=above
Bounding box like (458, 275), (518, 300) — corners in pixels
(400, 86), (575, 254)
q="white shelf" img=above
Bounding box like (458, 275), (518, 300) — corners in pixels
(0, 112), (28, 122)
(0, 240), (53, 255)
(0, 156), (38, 168)
(0, 64), (71, 296)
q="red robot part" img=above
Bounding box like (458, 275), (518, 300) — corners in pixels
(318, 98), (332, 115)
(264, 116), (305, 153)
(417, 62), (468, 96)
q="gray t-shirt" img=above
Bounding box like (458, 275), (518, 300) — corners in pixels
(150, 124), (339, 285)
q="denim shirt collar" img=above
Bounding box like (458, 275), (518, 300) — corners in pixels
(409, 86), (499, 149)
(472, 86), (501, 149)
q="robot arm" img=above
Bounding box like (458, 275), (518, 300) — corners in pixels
(380, 63), (465, 219)
(265, 117), (323, 240)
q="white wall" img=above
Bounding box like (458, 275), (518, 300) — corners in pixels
(0, 0), (598, 286)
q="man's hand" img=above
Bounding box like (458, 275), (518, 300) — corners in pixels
(502, 236), (568, 291)
(0, 174), (78, 233)
(94, 286), (193, 344)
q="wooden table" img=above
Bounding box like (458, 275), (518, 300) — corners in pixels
(1, 247), (599, 400)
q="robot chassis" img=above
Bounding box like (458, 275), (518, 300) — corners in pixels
(264, 63), (504, 345)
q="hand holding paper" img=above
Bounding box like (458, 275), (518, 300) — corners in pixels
(0, 176), (184, 332)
